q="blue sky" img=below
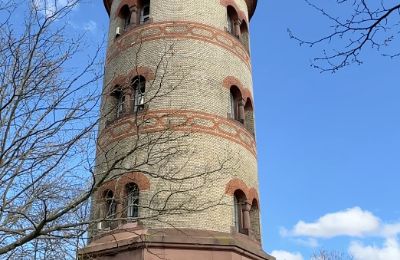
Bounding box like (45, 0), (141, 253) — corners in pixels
(70, 1), (400, 259)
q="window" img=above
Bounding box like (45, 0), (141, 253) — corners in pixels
(105, 190), (116, 219)
(230, 92), (236, 119)
(111, 88), (125, 119)
(229, 86), (243, 123)
(240, 21), (250, 52)
(244, 98), (254, 135)
(233, 190), (247, 234)
(140, 0), (150, 24)
(126, 183), (139, 218)
(227, 14), (234, 34)
(119, 5), (131, 30)
(233, 195), (240, 231)
(132, 76), (146, 112)
(250, 199), (261, 242)
(227, 6), (239, 37)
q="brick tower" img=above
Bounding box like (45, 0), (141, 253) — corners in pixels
(80, 0), (274, 259)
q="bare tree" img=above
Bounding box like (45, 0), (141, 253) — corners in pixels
(289, 0), (400, 72)
(0, 1), (237, 259)
(0, 0), (103, 257)
(311, 249), (354, 260)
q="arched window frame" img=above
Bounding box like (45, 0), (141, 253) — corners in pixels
(111, 87), (125, 120)
(226, 6), (239, 37)
(250, 199), (261, 242)
(244, 98), (255, 135)
(126, 183), (139, 219)
(229, 86), (243, 123)
(104, 190), (116, 220)
(119, 5), (131, 30)
(139, 0), (150, 24)
(131, 76), (146, 112)
(240, 20), (250, 52)
(233, 190), (247, 234)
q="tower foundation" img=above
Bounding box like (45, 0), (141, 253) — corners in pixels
(80, 226), (273, 260)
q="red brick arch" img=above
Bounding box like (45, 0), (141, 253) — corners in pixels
(220, 0), (248, 23)
(105, 66), (155, 94)
(127, 66), (155, 81)
(223, 76), (253, 103)
(248, 187), (259, 203)
(225, 178), (259, 203)
(97, 172), (150, 200)
(115, 0), (137, 18)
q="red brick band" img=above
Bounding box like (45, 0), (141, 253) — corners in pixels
(99, 109), (257, 156)
(106, 21), (251, 70)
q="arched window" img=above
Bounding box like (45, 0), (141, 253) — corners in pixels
(139, 0), (150, 24)
(104, 190), (116, 219)
(250, 199), (261, 242)
(111, 87), (125, 119)
(132, 76), (146, 112)
(233, 190), (247, 234)
(244, 98), (255, 135)
(126, 183), (139, 218)
(240, 21), (249, 52)
(119, 5), (131, 30)
(227, 6), (239, 37)
(229, 86), (243, 123)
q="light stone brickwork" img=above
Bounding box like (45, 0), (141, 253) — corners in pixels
(107, 0), (250, 45)
(103, 39), (253, 125)
(94, 0), (263, 244)
(95, 132), (258, 232)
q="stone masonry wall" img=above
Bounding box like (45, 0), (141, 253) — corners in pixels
(95, 0), (262, 238)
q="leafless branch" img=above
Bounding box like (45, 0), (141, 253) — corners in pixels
(289, 0), (400, 72)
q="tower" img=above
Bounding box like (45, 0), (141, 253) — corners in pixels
(80, 0), (274, 259)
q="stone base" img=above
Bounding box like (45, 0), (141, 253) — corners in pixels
(79, 224), (275, 260)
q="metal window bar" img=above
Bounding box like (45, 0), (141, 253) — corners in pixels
(127, 184), (139, 218)
(234, 196), (240, 231)
(116, 92), (125, 118)
(140, 5), (150, 24)
(133, 78), (146, 112)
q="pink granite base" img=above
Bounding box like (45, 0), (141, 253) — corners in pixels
(79, 225), (275, 260)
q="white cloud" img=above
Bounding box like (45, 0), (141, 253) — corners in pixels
(349, 238), (400, 260)
(278, 207), (400, 260)
(382, 223), (400, 238)
(271, 250), (303, 260)
(83, 20), (97, 33)
(292, 237), (319, 248)
(283, 207), (380, 238)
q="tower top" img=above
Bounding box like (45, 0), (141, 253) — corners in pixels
(103, 0), (258, 19)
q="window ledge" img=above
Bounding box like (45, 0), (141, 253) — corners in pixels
(226, 116), (255, 138)
(114, 18), (154, 40)
(105, 105), (149, 128)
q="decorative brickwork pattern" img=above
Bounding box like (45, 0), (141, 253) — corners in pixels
(106, 21), (251, 70)
(99, 109), (257, 156)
